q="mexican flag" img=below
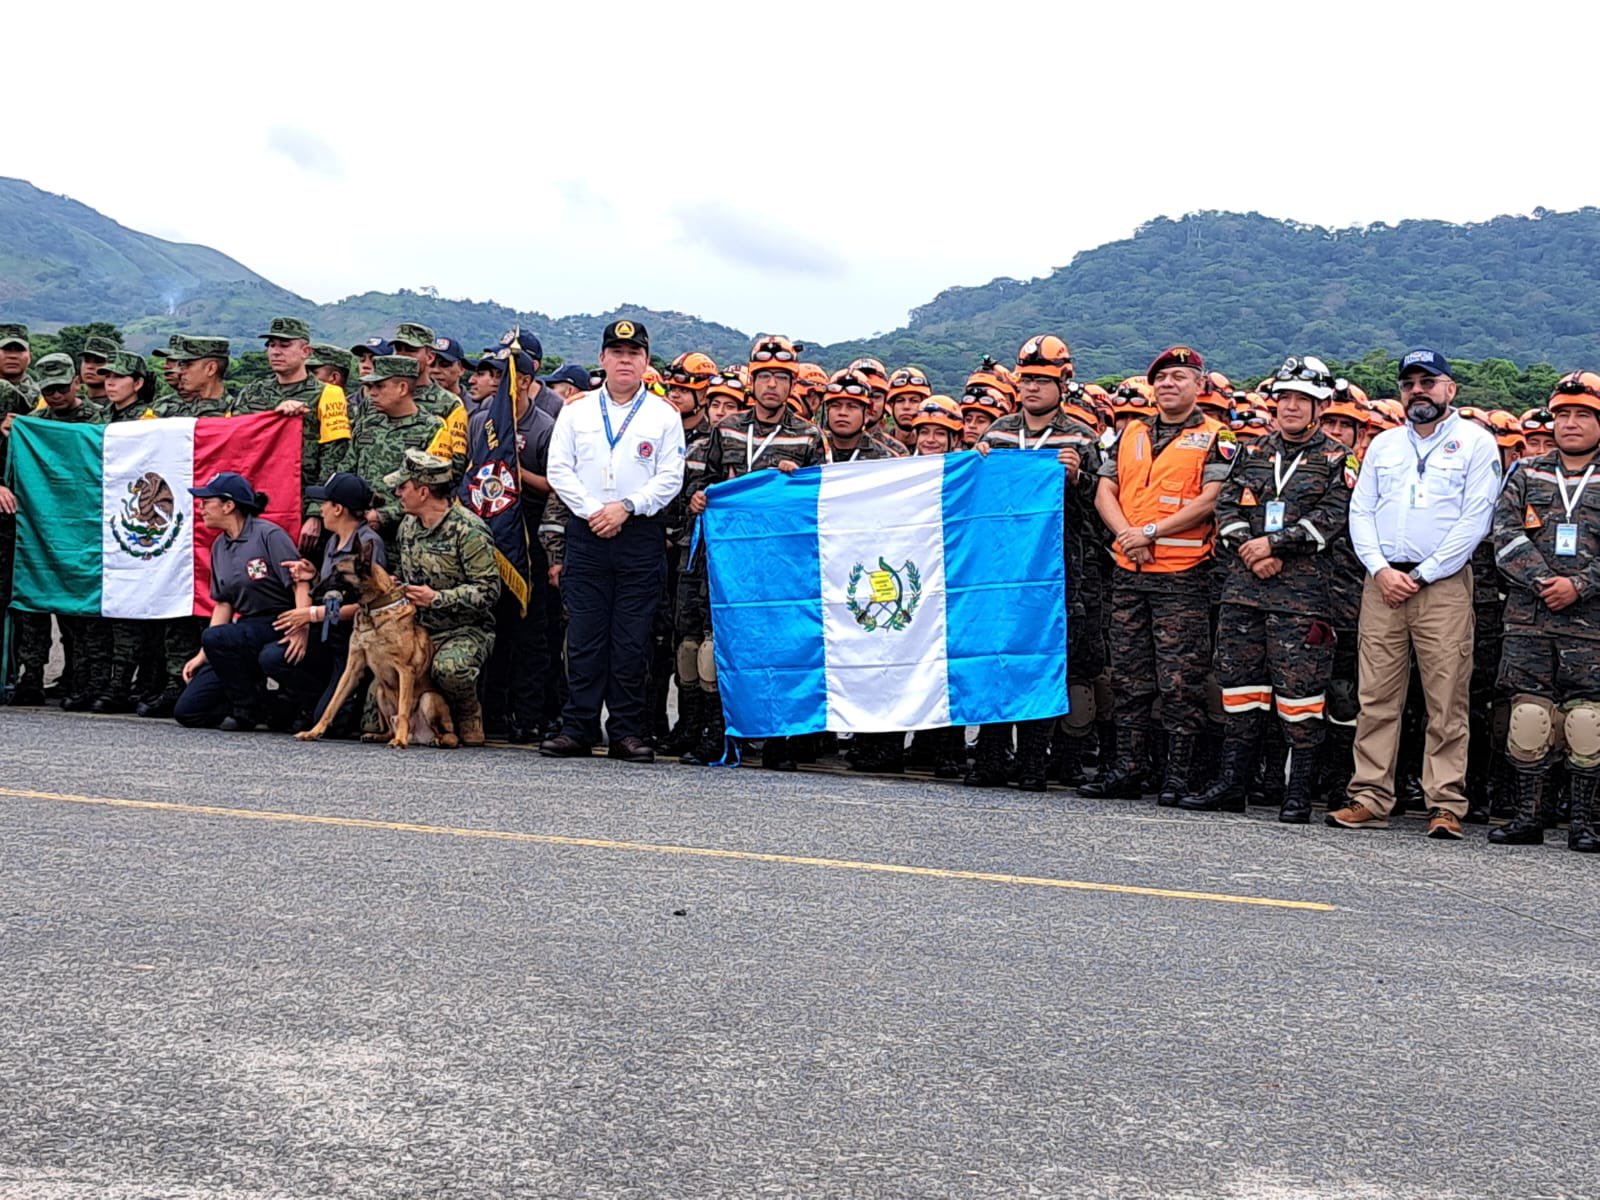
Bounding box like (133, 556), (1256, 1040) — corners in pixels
(7, 411), (303, 619)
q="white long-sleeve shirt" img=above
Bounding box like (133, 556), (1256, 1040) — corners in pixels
(546, 385), (686, 519)
(1348, 411), (1500, 583)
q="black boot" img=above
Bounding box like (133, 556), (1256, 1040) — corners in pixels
(761, 736), (797, 772)
(1053, 727), (1089, 786)
(1093, 718), (1116, 778)
(135, 686), (182, 718)
(932, 726), (966, 780)
(1015, 720), (1051, 792)
(1180, 734), (1257, 813)
(1279, 746), (1319, 824)
(964, 724), (1010, 788)
(1317, 726), (1356, 809)
(1568, 767), (1600, 852)
(679, 694), (728, 766)
(1080, 727), (1148, 799)
(1488, 763), (1546, 845)
(1254, 729), (1288, 809)
(1156, 733), (1197, 807)
(660, 686), (705, 757)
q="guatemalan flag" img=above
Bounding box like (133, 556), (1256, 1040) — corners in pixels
(7, 411), (302, 618)
(701, 452), (1068, 737)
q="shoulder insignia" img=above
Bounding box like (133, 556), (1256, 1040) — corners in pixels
(1215, 430), (1238, 460)
(1525, 504), (1543, 530)
(1344, 454), (1360, 488)
(1240, 486), (1259, 507)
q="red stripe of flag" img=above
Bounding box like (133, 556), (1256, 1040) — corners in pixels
(191, 412), (304, 616)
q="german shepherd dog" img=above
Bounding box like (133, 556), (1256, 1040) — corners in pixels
(295, 541), (458, 749)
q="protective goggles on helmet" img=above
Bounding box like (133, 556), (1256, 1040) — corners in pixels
(1114, 386), (1153, 407)
(1521, 408), (1556, 433)
(1554, 371), (1600, 400)
(1231, 411), (1271, 430)
(1272, 356), (1334, 388)
(707, 374), (745, 391)
(666, 368), (713, 386)
(751, 340), (798, 363)
(889, 370), (930, 389)
(1016, 339), (1071, 374)
(826, 379), (872, 397)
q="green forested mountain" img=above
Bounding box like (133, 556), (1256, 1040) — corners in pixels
(6, 175), (1600, 391)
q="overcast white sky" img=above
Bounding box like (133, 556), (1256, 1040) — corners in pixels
(11, 1), (1599, 342)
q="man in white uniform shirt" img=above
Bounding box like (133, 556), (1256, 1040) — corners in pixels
(1329, 349), (1501, 838)
(542, 320), (687, 762)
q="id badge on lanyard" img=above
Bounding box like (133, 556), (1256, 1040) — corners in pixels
(1265, 501), (1286, 533)
(1554, 464), (1595, 557)
(1267, 451), (1301, 532)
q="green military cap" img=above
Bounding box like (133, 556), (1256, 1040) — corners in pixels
(165, 335), (231, 363)
(307, 343), (355, 375)
(81, 336), (119, 361)
(383, 448), (453, 490)
(390, 322), (436, 349)
(150, 334), (182, 360)
(260, 316), (312, 342)
(34, 353), (78, 388)
(0, 323), (29, 350)
(104, 351), (149, 377)
(360, 354), (420, 385)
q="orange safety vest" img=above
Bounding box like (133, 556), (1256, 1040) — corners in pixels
(1111, 415), (1227, 572)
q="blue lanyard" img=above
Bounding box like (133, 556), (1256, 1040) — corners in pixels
(600, 389), (646, 451)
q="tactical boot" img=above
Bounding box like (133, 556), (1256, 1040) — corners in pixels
(1180, 734), (1256, 813)
(1317, 726), (1356, 809)
(93, 655), (138, 714)
(1567, 768), (1600, 853)
(761, 736), (797, 772)
(931, 726), (966, 780)
(659, 686), (705, 757)
(455, 695), (486, 747)
(1093, 718), (1116, 778)
(1079, 728), (1148, 799)
(1254, 730), (1288, 809)
(134, 686), (181, 718)
(964, 724), (1010, 788)
(1052, 726), (1088, 786)
(1156, 733), (1197, 808)
(679, 695), (728, 766)
(1015, 720), (1051, 792)
(1279, 746), (1319, 824)
(1488, 763), (1546, 845)
(8, 669), (46, 707)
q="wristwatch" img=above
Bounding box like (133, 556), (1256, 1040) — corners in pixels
(430, 594), (444, 609)
(1407, 567), (1426, 585)
(622, 498), (636, 514)
(1142, 523), (1158, 539)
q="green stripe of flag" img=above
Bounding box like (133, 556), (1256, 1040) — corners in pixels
(9, 418), (104, 616)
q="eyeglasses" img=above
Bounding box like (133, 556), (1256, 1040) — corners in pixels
(1273, 356), (1333, 386)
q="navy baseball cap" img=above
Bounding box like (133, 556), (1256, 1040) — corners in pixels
(546, 364), (592, 390)
(503, 330), (543, 361)
(351, 337), (393, 357)
(305, 472), (373, 512)
(471, 349), (536, 375)
(1398, 348), (1452, 379)
(188, 472), (262, 510)
(431, 336), (468, 366)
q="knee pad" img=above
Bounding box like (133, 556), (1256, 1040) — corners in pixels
(1506, 694), (1558, 765)
(1093, 671), (1113, 713)
(1564, 701), (1600, 769)
(675, 639), (701, 687)
(1065, 683), (1095, 730)
(1327, 678), (1360, 725)
(697, 638), (717, 686)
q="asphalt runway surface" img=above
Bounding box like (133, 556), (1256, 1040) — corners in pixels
(3, 708), (1598, 1199)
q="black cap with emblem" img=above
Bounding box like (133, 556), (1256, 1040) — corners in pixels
(601, 319), (649, 352)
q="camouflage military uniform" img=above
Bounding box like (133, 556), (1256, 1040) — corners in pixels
(348, 410), (450, 547)
(1491, 449), (1600, 847)
(0, 380), (35, 648)
(970, 412), (1104, 784)
(232, 374), (352, 508)
(397, 502), (501, 715)
(1211, 429), (1354, 751)
(1098, 410), (1234, 737)
(413, 380), (469, 481)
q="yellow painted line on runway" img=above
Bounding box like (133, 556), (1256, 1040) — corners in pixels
(0, 786), (1334, 912)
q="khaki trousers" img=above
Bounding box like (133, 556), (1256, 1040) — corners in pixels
(1348, 566), (1474, 818)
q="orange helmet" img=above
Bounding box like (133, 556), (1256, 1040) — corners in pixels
(1550, 370), (1600, 414)
(706, 364), (748, 405)
(960, 376), (1008, 418)
(1230, 406), (1273, 439)
(910, 395), (963, 434)
(823, 368), (874, 408)
(1521, 407), (1556, 435)
(887, 365), (934, 400)
(1113, 376), (1155, 415)
(1321, 379), (1371, 426)
(1455, 405), (1490, 428)
(1205, 370), (1233, 395)
(1371, 398), (1406, 427)
(847, 357), (890, 393)
(665, 351), (717, 390)
(1490, 411), (1525, 450)
(1015, 334), (1074, 381)
(749, 334), (802, 377)
(1060, 381), (1101, 430)
(1198, 388), (1232, 417)
(642, 365), (666, 396)
(966, 355), (1017, 400)
(796, 362), (829, 390)
(786, 394), (813, 420)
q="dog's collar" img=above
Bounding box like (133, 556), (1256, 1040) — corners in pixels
(364, 586), (411, 616)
